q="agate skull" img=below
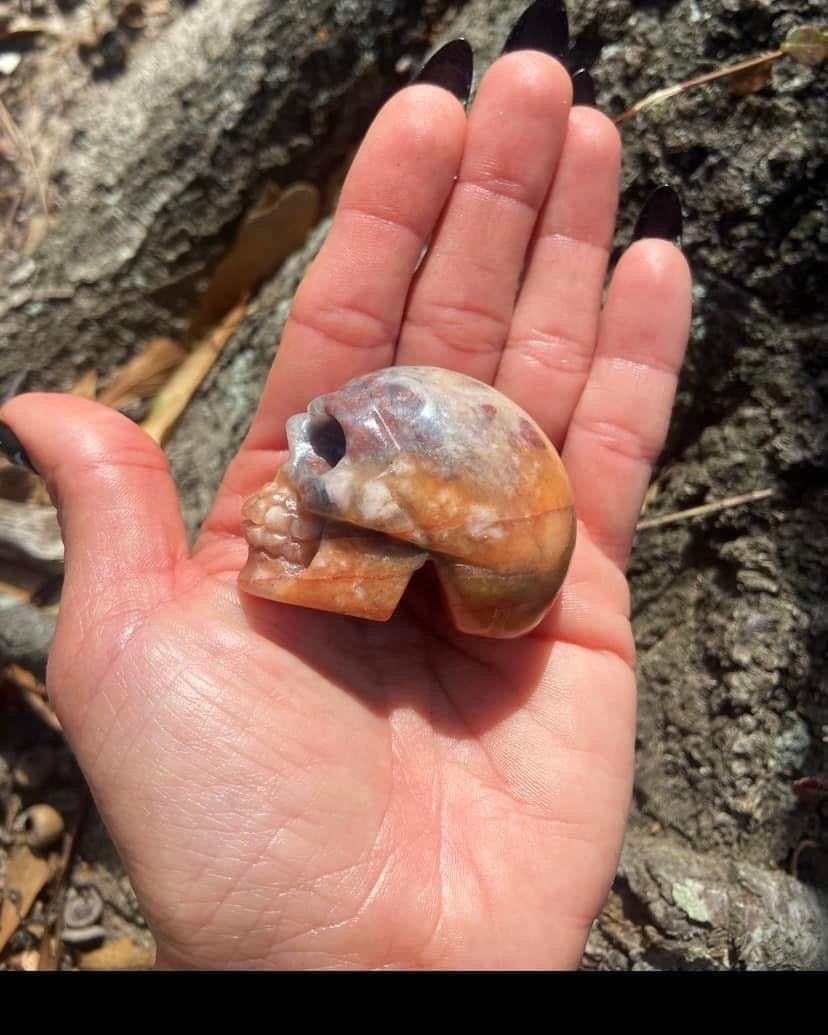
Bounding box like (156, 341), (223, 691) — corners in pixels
(238, 366), (575, 638)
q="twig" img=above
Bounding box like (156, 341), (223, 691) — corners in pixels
(636, 488), (775, 531)
(3, 663), (63, 735)
(613, 50), (786, 126)
(39, 790), (90, 972)
(140, 299), (248, 446)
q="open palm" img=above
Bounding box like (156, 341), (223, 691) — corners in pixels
(3, 50), (690, 969)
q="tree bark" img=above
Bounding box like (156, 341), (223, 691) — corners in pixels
(0, 0), (461, 397)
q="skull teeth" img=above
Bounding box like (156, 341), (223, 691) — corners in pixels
(242, 478), (322, 570)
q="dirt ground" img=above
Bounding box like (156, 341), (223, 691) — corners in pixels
(1, 0), (826, 970)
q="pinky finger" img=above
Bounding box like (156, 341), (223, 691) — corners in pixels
(561, 239), (692, 570)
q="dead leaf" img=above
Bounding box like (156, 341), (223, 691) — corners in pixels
(78, 935), (156, 970)
(189, 181), (320, 338)
(0, 844), (52, 953)
(97, 336), (186, 409)
(782, 25), (828, 67)
(0, 497), (64, 569)
(728, 57), (775, 96)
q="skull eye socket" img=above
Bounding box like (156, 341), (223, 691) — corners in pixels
(308, 414), (346, 468)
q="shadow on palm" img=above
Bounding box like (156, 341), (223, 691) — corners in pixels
(239, 559), (555, 738)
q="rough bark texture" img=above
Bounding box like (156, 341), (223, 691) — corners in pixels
(0, 0), (462, 396)
(583, 830), (828, 970)
(2, 0), (826, 969)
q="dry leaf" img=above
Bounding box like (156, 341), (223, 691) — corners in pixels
(78, 935), (156, 970)
(97, 336), (186, 409)
(782, 25), (828, 66)
(728, 57), (775, 96)
(189, 181), (320, 338)
(0, 845), (52, 953)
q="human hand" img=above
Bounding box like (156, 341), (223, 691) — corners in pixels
(0, 30), (691, 970)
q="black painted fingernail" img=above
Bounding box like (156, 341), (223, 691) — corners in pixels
(413, 39), (473, 105)
(571, 67), (596, 107)
(502, 0), (569, 59)
(0, 421), (37, 473)
(632, 185), (683, 247)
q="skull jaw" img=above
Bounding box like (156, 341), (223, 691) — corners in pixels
(237, 471), (576, 637)
(238, 521), (429, 622)
(239, 537), (574, 638)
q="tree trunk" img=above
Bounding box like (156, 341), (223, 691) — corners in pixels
(0, 0), (461, 397)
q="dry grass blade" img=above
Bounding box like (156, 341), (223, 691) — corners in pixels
(0, 97), (48, 218)
(3, 664), (63, 734)
(97, 336), (186, 408)
(636, 488), (775, 530)
(70, 370), (98, 399)
(141, 301), (248, 445)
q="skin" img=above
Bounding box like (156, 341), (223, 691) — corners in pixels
(2, 52), (691, 969)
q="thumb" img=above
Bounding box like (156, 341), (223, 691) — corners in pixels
(0, 393), (190, 697)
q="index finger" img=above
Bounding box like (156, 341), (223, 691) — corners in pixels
(198, 84), (467, 543)
(245, 85), (467, 454)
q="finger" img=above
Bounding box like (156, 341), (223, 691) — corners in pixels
(494, 106), (621, 447)
(195, 86), (467, 549)
(243, 85), (467, 455)
(562, 240), (692, 570)
(0, 393), (191, 668)
(196, 86), (467, 551)
(394, 51), (573, 380)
